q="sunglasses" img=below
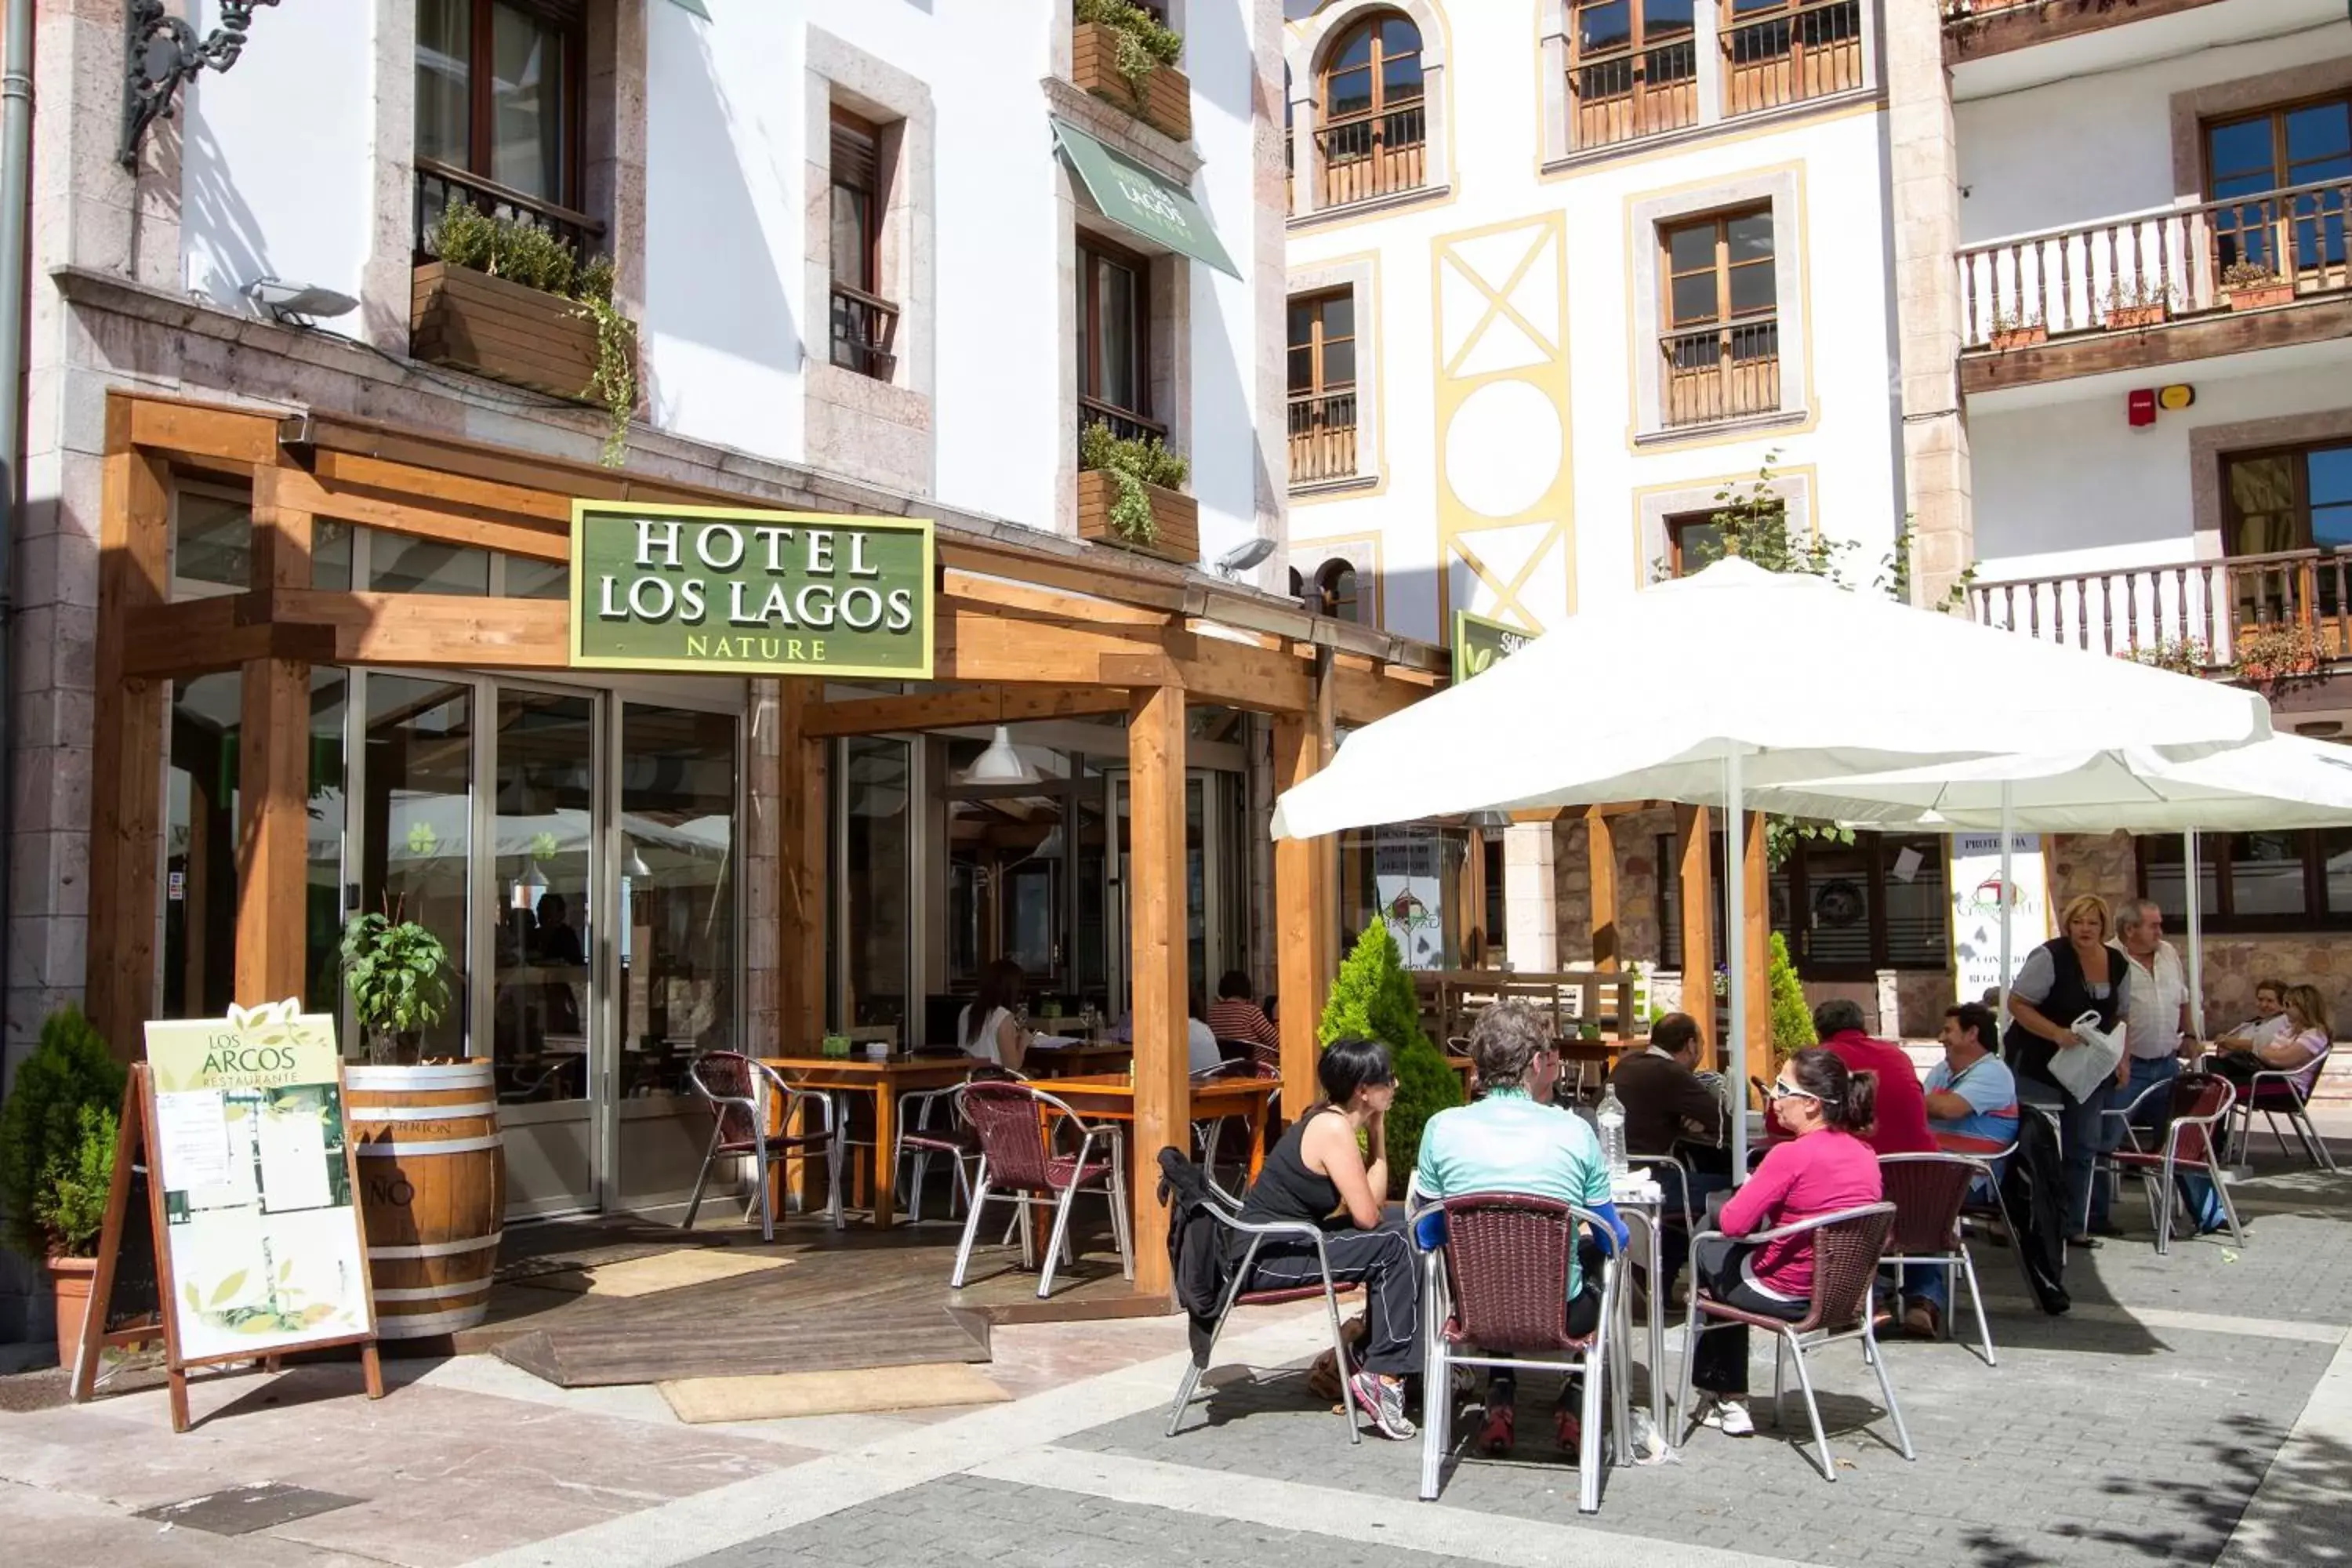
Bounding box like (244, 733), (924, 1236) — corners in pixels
(1769, 1080), (1820, 1103)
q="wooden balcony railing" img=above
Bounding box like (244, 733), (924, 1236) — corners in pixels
(414, 157), (605, 263)
(1077, 396), (1167, 458)
(829, 281), (900, 381)
(1723, 0), (1864, 118)
(1958, 176), (2352, 349)
(1287, 390), (1359, 486)
(1315, 104), (1428, 210)
(1969, 549), (2352, 667)
(1660, 318), (1780, 430)
(1569, 37), (1700, 151)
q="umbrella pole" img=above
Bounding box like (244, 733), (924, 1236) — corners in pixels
(1727, 749), (1749, 1184)
(1997, 785), (2014, 1034)
(2185, 829), (2205, 1039)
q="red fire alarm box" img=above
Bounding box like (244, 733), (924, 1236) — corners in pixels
(2128, 388), (2156, 427)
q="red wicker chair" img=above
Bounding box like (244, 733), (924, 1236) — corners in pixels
(1878, 1153), (1999, 1365)
(2107, 1071), (2245, 1255)
(1675, 1202), (1915, 1482)
(682, 1051), (842, 1241)
(2222, 1045), (2336, 1171)
(949, 1079), (1132, 1299)
(1416, 1193), (1626, 1514)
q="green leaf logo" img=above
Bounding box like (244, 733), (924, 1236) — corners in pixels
(210, 1269), (249, 1306)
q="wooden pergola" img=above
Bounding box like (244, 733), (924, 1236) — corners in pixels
(85, 390), (1449, 1297)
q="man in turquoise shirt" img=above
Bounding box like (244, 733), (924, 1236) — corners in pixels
(1417, 1000), (1622, 1459)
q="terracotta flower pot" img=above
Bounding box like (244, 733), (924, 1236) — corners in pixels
(47, 1254), (97, 1372)
(2227, 284), (2292, 312)
(2104, 303), (2167, 329)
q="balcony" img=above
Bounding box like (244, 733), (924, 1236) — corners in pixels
(1956, 176), (2352, 394)
(1314, 105), (1428, 212)
(1559, 0), (1862, 159)
(1569, 37), (1700, 152)
(1942, 0), (2233, 64)
(1287, 390), (1359, 487)
(829, 282), (900, 381)
(1722, 0), (1864, 119)
(1660, 319), (1782, 431)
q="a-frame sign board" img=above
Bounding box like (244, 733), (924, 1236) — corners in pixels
(71, 1005), (384, 1432)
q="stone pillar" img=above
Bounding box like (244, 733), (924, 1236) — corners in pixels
(1502, 822), (1558, 971)
(1886, 0), (1972, 607)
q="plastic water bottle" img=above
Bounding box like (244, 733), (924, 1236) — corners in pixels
(1597, 1082), (1628, 1179)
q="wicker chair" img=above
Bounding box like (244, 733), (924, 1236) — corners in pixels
(949, 1079), (1133, 1299)
(1878, 1153), (1999, 1366)
(682, 1051), (842, 1241)
(2107, 1071), (2245, 1255)
(1416, 1193), (1626, 1514)
(1676, 1202), (1915, 1482)
(1163, 1158), (1365, 1445)
(893, 1064), (1025, 1224)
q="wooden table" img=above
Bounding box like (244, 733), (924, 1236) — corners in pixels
(1039, 1073), (1283, 1181)
(1022, 1042), (1135, 1076)
(764, 1054), (976, 1230)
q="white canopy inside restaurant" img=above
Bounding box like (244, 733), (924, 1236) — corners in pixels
(1272, 557), (2276, 1173)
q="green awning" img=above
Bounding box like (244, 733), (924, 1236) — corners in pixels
(1051, 118), (1239, 279)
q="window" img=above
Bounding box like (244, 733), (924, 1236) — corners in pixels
(1664, 511), (1723, 578)
(1659, 207), (1779, 430)
(1314, 558), (1361, 622)
(1077, 235), (1158, 445)
(1660, 829), (1945, 975)
(1568, 0), (1697, 151)
(413, 0), (594, 257)
(1317, 12), (1427, 209)
(1287, 291), (1359, 485)
(2205, 94), (2352, 283)
(2141, 828), (2352, 931)
(1721, 0), (1864, 119)
(829, 109), (898, 380)
(2223, 441), (2352, 557)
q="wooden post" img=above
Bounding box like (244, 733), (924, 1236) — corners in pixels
(1272, 716), (1327, 1113)
(776, 678), (828, 1049)
(1127, 684), (1189, 1300)
(1741, 809), (1769, 1073)
(1587, 808), (1618, 972)
(234, 470), (317, 1007)
(1675, 804), (1715, 1068)
(1462, 827), (1487, 967)
(87, 415), (171, 1054)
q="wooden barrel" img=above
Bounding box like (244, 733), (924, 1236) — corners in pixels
(346, 1062), (506, 1342)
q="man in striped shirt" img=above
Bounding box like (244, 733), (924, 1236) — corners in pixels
(1207, 969), (1279, 1054)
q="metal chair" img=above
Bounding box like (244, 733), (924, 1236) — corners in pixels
(1163, 1160), (1365, 1445)
(1676, 1202), (1915, 1482)
(2107, 1071), (2245, 1255)
(1878, 1153), (1999, 1366)
(1416, 1193), (1625, 1513)
(683, 1051), (842, 1241)
(949, 1078), (1133, 1299)
(1189, 1058), (1272, 1186)
(2224, 1045), (2336, 1171)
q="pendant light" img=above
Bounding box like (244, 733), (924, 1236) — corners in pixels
(960, 725), (1042, 786)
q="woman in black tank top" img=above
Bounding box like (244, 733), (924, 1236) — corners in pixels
(1232, 1038), (1423, 1439)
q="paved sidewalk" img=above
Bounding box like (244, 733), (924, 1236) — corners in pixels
(6, 1156), (2352, 1566)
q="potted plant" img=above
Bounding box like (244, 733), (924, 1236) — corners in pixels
(1071, 0), (1191, 142)
(0, 1005), (125, 1368)
(1077, 420), (1200, 564)
(411, 201), (639, 465)
(2233, 622), (2324, 691)
(2103, 278), (2172, 330)
(2124, 635), (2211, 675)
(1985, 304), (2045, 351)
(1319, 926), (1462, 1198)
(1767, 932), (1815, 1075)
(2222, 260), (2292, 311)
(339, 904), (453, 1065)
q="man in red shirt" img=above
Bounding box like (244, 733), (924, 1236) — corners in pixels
(1811, 998), (1936, 1155)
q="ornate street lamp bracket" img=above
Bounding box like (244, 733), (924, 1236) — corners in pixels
(118, 0), (279, 172)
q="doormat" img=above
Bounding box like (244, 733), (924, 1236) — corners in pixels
(658, 1362), (1010, 1423)
(515, 1248), (791, 1299)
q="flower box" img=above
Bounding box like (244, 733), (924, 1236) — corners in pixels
(1071, 19), (1192, 143)
(410, 260), (626, 402)
(1987, 325), (2046, 351)
(2227, 282), (2293, 312)
(2104, 303), (2167, 329)
(1077, 468), (1199, 565)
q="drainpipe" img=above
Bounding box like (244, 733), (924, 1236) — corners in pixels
(0, 0), (30, 1076)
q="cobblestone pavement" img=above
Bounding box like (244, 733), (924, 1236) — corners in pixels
(7, 1160), (2352, 1567)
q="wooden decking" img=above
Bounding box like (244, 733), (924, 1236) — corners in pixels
(447, 1210), (1160, 1389)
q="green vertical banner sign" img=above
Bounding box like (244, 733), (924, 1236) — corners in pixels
(1451, 609), (1533, 684)
(570, 502), (935, 677)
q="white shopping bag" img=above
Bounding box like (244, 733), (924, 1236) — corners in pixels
(2047, 1011), (2125, 1102)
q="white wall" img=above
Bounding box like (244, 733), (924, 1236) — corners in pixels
(181, 0), (376, 318)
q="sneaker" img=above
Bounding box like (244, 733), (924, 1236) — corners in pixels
(1902, 1298), (1943, 1340)
(1555, 1406), (1581, 1456)
(1348, 1369), (1417, 1440)
(1477, 1399), (1515, 1457)
(1698, 1396), (1755, 1438)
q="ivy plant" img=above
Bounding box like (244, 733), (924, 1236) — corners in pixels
(1075, 0), (1185, 89)
(1080, 420), (1189, 546)
(339, 906), (453, 1065)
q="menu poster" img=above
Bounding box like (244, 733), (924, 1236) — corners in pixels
(144, 1002), (372, 1362)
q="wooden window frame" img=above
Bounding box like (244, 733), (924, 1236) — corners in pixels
(441, 0), (589, 212)
(1287, 289), (1356, 398)
(2200, 90), (2352, 201)
(2221, 437), (2352, 556)
(1566, 0), (1700, 142)
(1314, 558), (1361, 623)
(1661, 829), (1945, 976)
(1663, 510), (1722, 579)
(1318, 10), (1427, 132)
(1077, 232), (1156, 426)
(1660, 205), (1777, 331)
(2136, 830), (2352, 934)
(829, 107), (884, 296)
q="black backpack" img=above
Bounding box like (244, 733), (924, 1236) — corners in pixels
(1156, 1146), (1235, 1325)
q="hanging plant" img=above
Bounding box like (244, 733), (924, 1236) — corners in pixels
(1075, 0), (1184, 90)
(1080, 420), (1189, 546)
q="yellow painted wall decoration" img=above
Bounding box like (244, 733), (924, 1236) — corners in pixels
(1432, 210), (1576, 637)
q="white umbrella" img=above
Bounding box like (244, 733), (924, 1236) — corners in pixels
(1271, 557), (2274, 1174)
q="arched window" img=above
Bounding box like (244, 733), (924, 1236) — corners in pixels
(1317, 11), (1426, 210)
(1314, 558), (1360, 623)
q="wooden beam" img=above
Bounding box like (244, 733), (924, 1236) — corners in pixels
(801, 685), (1134, 739)
(1741, 810), (1769, 1076)
(274, 464), (569, 561)
(1169, 633), (1313, 713)
(1675, 804), (1715, 1067)
(306, 448), (575, 525)
(936, 603), (1163, 686)
(938, 537), (1192, 613)
(121, 391), (278, 468)
(1272, 716), (1328, 1116)
(1127, 684), (1189, 1301)
(87, 422), (172, 1057)
(234, 656), (312, 1006)
(1587, 808), (1618, 973)
(1944, 0), (2225, 62)
(1960, 298), (2352, 397)
(777, 680), (828, 1048)
(943, 568), (1171, 630)
(1463, 827), (1489, 967)
(122, 597), (270, 678)
(273, 590), (572, 668)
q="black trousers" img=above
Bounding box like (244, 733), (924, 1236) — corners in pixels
(1690, 1237), (1807, 1396)
(1243, 1218), (1421, 1377)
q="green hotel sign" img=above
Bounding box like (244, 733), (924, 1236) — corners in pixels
(1451, 610), (1533, 685)
(570, 502), (935, 678)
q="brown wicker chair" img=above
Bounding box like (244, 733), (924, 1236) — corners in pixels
(2107, 1072), (2245, 1255)
(1675, 1201), (1915, 1481)
(682, 1051), (842, 1241)
(949, 1079), (1132, 1299)
(1416, 1192), (1626, 1514)
(1878, 1152), (1999, 1365)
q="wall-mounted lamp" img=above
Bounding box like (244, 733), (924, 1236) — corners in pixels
(121, 1), (278, 171)
(245, 278), (358, 326)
